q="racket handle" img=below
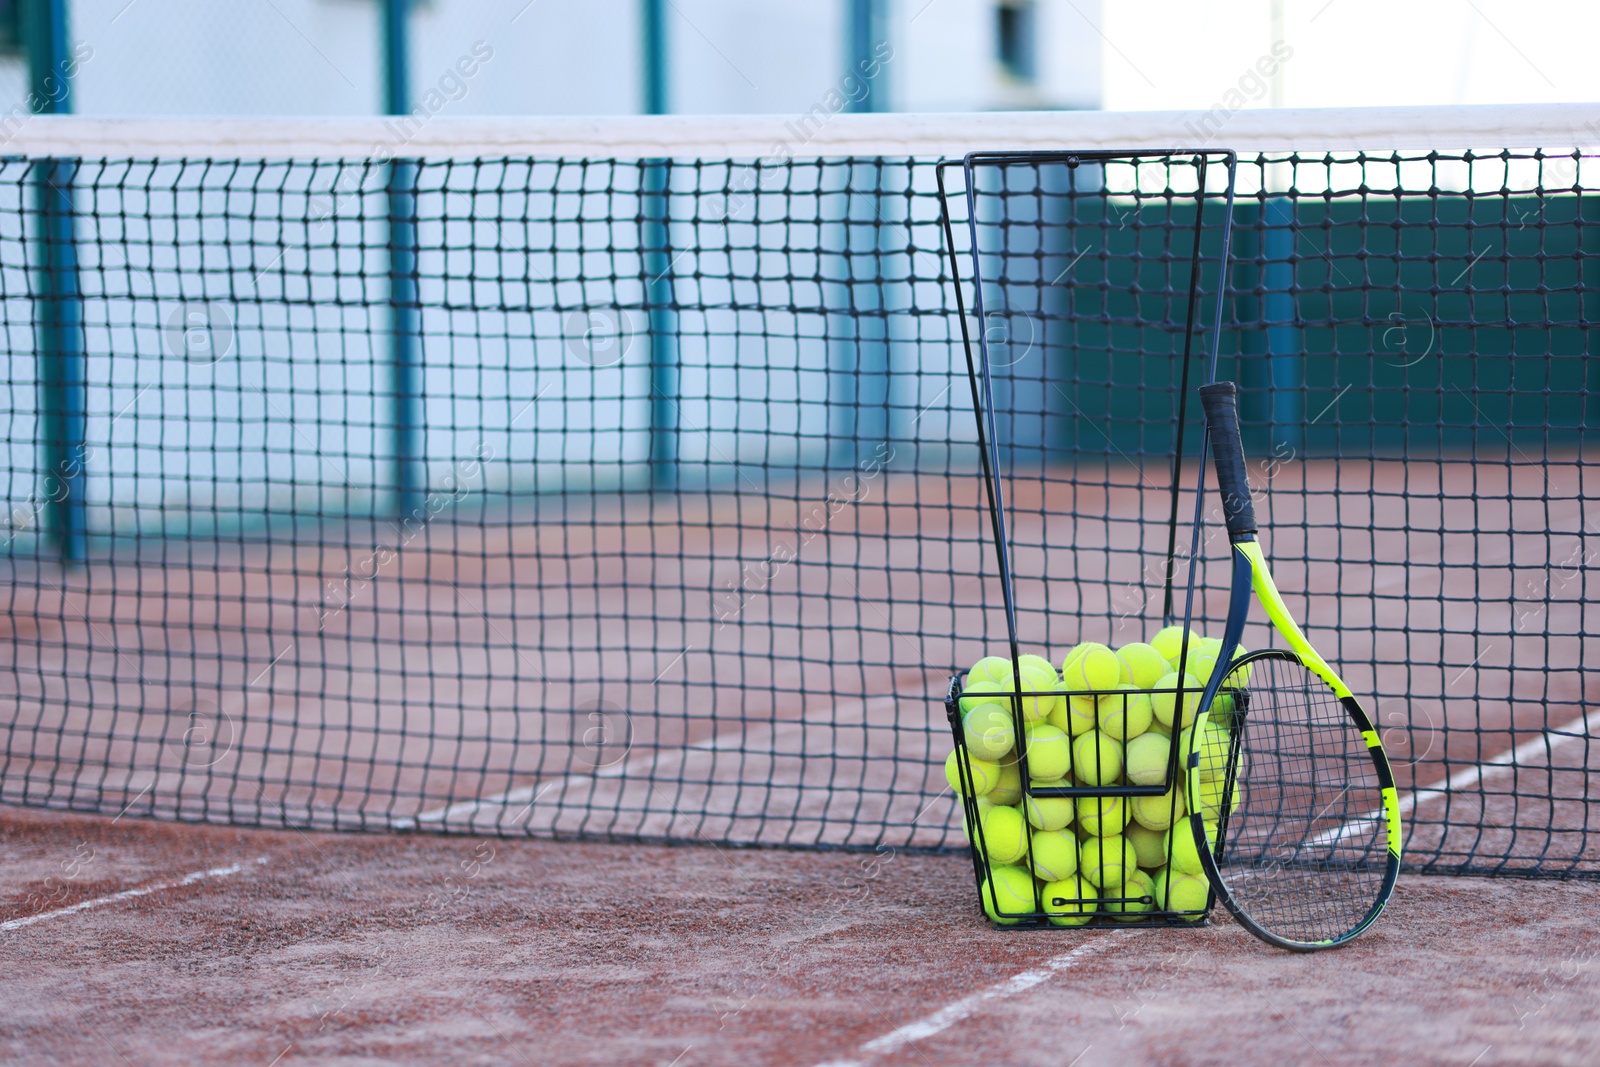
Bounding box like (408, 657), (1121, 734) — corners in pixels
(1198, 381), (1258, 539)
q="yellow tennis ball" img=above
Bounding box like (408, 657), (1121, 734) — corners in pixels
(1115, 641), (1170, 690)
(1042, 875), (1097, 926)
(1014, 652), (1058, 677)
(1195, 636), (1224, 658)
(1183, 653), (1218, 685)
(1106, 867), (1157, 922)
(1130, 785), (1185, 832)
(1179, 721), (1229, 778)
(1150, 671), (1201, 730)
(1124, 732), (1171, 786)
(1154, 867), (1210, 916)
(988, 759), (1023, 806)
(1070, 730), (1123, 786)
(1220, 647), (1253, 688)
(958, 678), (1004, 713)
(1097, 685), (1153, 742)
(1060, 641), (1093, 674)
(1124, 822), (1168, 869)
(962, 702), (1015, 760)
(981, 803), (1030, 864)
(1015, 662), (1064, 724)
(1149, 625), (1200, 664)
(1195, 775), (1239, 821)
(1021, 722), (1071, 780)
(944, 750), (1000, 796)
(1029, 828), (1080, 881)
(980, 864), (1037, 924)
(1021, 788), (1074, 832)
(1076, 793), (1130, 837)
(1052, 692), (1100, 737)
(967, 656), (1011, 687)
(1165, 818), (1217, 875)
(1062, 643), (1121, 692)
(1079, 834), (1137, 888)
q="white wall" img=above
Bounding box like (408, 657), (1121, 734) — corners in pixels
(897, 0), (1101, 111)
(1103, 0), (1600, 112)
(68, 0), (377, 115)
(0, 0), (1102, 118)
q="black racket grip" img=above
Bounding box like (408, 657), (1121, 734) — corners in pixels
(1198, 381), (1258, 539)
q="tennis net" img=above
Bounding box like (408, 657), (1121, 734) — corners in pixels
(0, 105), (1595, 876)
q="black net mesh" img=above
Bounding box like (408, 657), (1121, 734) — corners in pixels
(0, 139), (1594, 876)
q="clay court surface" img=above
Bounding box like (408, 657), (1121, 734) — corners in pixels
(4, 804), (1598, 1067)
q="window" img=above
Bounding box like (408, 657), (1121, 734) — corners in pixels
(996, 0), (1037, 83)
(0, 0), (20, 53)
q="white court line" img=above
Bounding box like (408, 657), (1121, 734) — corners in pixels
(1306, 706), (1600, 851)
(394, 693), (903, 830)
(1, 856), (267, 932)
(812, 940), (1112, 1067)
(1398, 705), (1600, 818)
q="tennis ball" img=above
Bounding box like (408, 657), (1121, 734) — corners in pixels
(1124, 732), (1171, 787)
(1150, 671), (1201, 730)
(1149, 625), (1200, 664)
(1042, 875), (1097, 927)
(1195, 636), (1224, 658)
(980, 865), (1037, 924)
(1015, 663), (1064, 724)
(1154, 868), (1210, 916)
(1115, 641), (1170, 690)
(962, 702), (1015, 760)
(988, 759), (1023, 806)
(966, 656), (1011, 687)
(1060, 641), (1092, 674)
(1183, 653), (1218, 685)
(1055, 693), (1100, 737)
(1021, 788), (1074, 832)
(1097, 685), (1153, 742)
(981, 803), (1030, 864)
(1130, 785), (1185, 832)
(1195, 775), (1239, 821)
(1124, 822), (1168, 869)
(1221, 648), (1253, 688)
(1070, 730), (1123, 786)
(1062, 643), (1121, 692)
(1029, 828), (1080, 881)
(1179, 721), (1229, 778)
(1079, 834), (1138, 888)
(1105, 867), (1157, 922)
(962, 795), (990, 829)
(958, 678), (1004, 713)
(1020, 722), (1071, 780)
(944, 750), (1000, 796)
(1015, 652), (1058, 678)
(1076, 793), (1130, 837)
(1165, 818), (1218, 875)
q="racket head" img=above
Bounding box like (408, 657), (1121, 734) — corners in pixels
(1186, 649), (1401, 950)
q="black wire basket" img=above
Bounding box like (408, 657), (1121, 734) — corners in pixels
(935, 147), (1240, 928)
(944, 673), (1252, 927)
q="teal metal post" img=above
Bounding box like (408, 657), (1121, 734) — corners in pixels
(831, 0), (891, 465)
(384, 0), (424, 520)
(640, 0), (677, 489)
(26, 0), (85, 561)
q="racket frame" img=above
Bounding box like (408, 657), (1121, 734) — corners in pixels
(1188, 381), (1403, 950)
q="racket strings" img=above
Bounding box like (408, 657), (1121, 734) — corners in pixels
(1205, 653), (1389, 944)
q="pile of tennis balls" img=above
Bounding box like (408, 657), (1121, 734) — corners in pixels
(946, 626), (1244, 926)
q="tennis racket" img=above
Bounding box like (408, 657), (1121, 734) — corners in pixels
(1184, 381), (1401, 950)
